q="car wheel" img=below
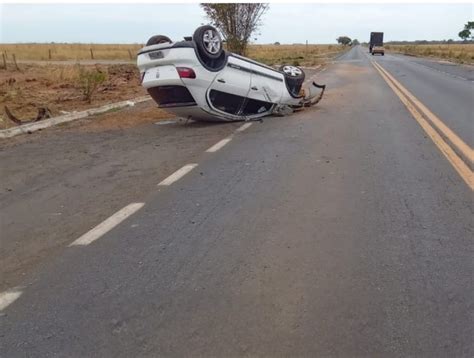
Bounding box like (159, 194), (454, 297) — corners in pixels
(146, 35), (172, 46)
(280, 65), (305, 95)
(193, 25), (223, 60)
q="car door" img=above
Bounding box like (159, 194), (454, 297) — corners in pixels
(207, 56), (251, 116)
(244, 63), (284, 116)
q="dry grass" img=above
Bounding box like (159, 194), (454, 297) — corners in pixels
(385, 44), (474, 64)
(0, 63), (148, 129)
(0, 43), (346, 66)
(247, 44), (346, 66)
(0, 43), (143, 61)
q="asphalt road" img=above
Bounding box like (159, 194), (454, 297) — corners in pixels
(1, 46), (473, 357)
(373, 51), (473, 147)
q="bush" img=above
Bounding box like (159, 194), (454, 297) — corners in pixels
(76, 66), (107, 103)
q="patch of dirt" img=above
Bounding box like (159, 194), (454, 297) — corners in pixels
(76, 100), (174, 132)
(0, 63), (172, 129)
(339, 63), (370, 74)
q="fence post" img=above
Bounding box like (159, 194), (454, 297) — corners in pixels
(90, 48), (94, 60)
(128, 49), (133, 60)
(12, 54), (20, 71)
(48, 49), (52, 60)
(1, 53), (6, 69)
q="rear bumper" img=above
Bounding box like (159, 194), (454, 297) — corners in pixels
(371, 47), (385, 54)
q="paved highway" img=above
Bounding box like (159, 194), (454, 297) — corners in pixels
(1, 46), (473, 356)
(374, 51), (473, 147)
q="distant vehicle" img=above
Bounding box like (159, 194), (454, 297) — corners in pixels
(369, 32), (384, 56)
(371, 46), (385, 56)
(137, 25), (325, 122)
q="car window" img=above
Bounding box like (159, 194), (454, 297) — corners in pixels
(209, 90), (245, 115)
(241, 98), (273, 116)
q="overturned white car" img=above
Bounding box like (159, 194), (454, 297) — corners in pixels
(137, 25), (325, 122)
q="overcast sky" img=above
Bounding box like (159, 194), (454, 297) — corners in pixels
(0, 3), (471, 44)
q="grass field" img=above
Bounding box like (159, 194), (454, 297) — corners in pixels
(0, 43), (346, 66)
(0, 43), (144, 61)
(3, 43), (472, 66)
(385, 44), (474, 64)
(247, 44), (345, 66)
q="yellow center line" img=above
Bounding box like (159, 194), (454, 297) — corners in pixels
(373, 61), (473, 165)
(371, 60), (473, 190)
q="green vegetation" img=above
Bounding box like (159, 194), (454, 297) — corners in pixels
(76, 66), (107, 103)
(458, 21), (474, 41)
(336, 36), (352, 46)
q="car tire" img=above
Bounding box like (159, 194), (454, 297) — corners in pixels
(193, 25), (223, 60)
(280, 65), (305, 96)
(146, 35), (172, 46)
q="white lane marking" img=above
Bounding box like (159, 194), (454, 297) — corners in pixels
(206, 137), (232, 153)
(206, 122), (253, 153)
(205, 122), (254, 153)
(236, 122), (253, 132)
(158, 164), (198, 186)
(69, 203), (145, 246)
(0, 288), (22, 311)
(155, 120), (177, 126)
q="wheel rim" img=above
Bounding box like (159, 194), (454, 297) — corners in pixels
(282, 65), (302, 77)
(202, 29), (221, 54)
